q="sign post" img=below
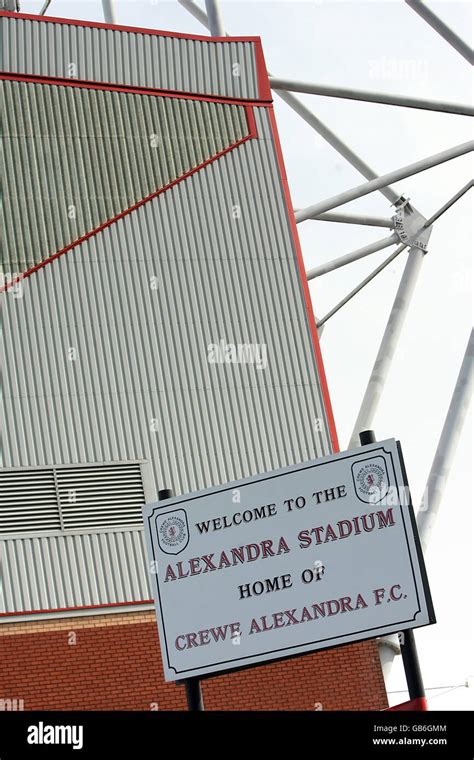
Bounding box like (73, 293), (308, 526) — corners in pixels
(157, 488), (204, 711)
(359, 431), (427, 709)
(145, 439), (434, 691)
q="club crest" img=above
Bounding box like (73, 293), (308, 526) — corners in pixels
(157, 510), (189, 554)
(352, 456), (389, 503)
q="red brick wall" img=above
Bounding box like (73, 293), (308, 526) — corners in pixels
(0, 611), (387, 711)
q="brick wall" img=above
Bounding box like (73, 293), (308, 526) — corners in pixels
(0, 611), (387, 711)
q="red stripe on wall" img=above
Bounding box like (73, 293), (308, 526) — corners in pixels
(0, 130), (255, 293)
(245, 105), (258, 139)
(0, 72), (271, 107)
(254, 39), (273, 102)
(266, 108), (340, 453)
(0, 599), (154, 618)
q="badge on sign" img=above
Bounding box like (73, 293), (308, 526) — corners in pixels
(157, 510), (190, 555)
(351, 456), (390, 504)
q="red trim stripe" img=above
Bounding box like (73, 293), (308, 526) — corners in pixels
(266, 108), (339, 453)
(254, 39), (272, 102)
(0, 72), (272, 107)
(1, 124), (255, 293)
(0, 599), (154, 618)
(245, 105), (258, 139)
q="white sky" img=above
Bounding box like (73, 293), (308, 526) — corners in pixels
(18, 0), (473, 710)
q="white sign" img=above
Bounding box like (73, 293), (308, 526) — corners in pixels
(143, 439), (434, 681)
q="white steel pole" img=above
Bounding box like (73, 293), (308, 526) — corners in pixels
(178, 0), (211, 25)
(270, 77), (474, 118)
(204, 0), (226, 36)
(274, 88), (402, 206)
(405, 0), (474, 65)
(417, 330), (474, 553)
(378, 332), (473, 684)
(306, 233), (398, 280)
(348, 181), (473, 446)
(348, 246), (425, 448)
(424, 179), (473, 226)
(295, 141), (474, 222)
(303, 211), (393, 228)
(316, 245), (406, 327)
(102, 0), (116, 24)
(176, 0), (402, 206)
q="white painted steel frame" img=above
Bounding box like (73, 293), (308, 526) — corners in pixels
(101, 0), (116, 25)
(306, 233), (399, 280)
(177, 0), (402, 206)
(295, 141), (473, 223)
(270, 77), (474, 118)
(301, 212), (393, 228)
(204, 0), (225, 36)
(178, 0), (473, 549)
(417, 330), (474, 553)
(177, 1), (473, 695)
(405, 0), (474, 65)
(316, 245), (407, 328)
(348, 181), (473, 447)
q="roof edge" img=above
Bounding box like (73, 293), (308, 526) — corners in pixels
(0, 10), (272, 102)
(0, 10), (261, 44)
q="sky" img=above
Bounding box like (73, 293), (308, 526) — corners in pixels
(17, 0), (473, 710)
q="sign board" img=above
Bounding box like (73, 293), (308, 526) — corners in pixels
(143, 439), (435, 681)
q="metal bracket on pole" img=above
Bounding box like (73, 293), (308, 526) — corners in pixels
(295, 140), (473, 223)
(348, 182), (472, 448)
(392, 202), (432, 251)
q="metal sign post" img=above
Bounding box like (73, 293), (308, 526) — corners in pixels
(359, 431), (426, 707)
(158, 489), (204, 712)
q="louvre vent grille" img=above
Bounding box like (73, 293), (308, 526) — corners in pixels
(0, 463), (145, 535)
(0, 469), (60, 534)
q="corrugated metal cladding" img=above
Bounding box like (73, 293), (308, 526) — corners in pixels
(1, 108), (334, 615)
(1, 78), (248, 275)
(0, 15), (260, 100)
(1, 15), (335, 616)
(1, 530), (150, 613)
